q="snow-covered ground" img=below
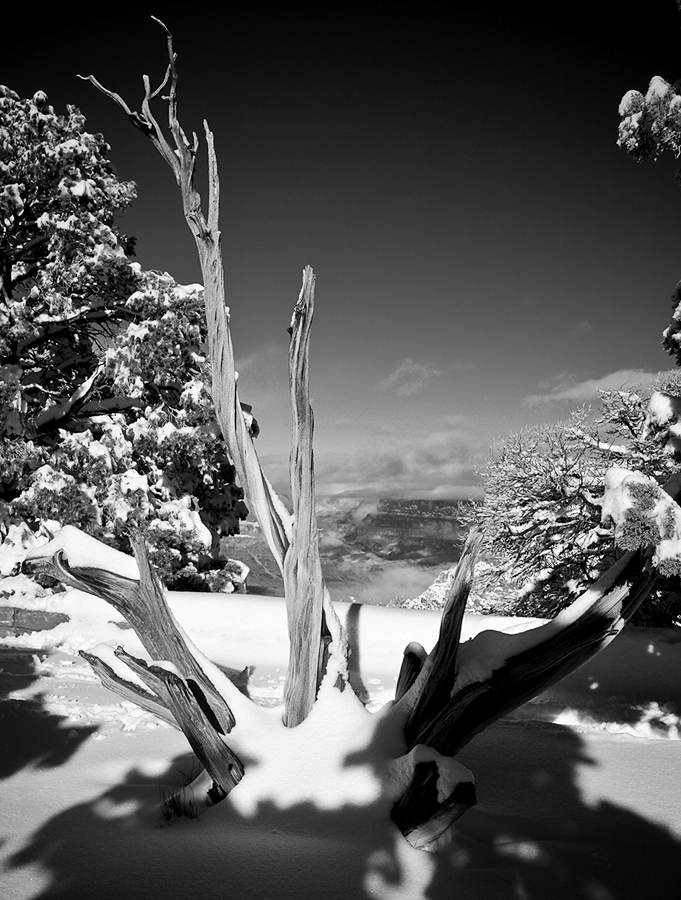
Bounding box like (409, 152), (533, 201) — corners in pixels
(2, 576), (681, 899)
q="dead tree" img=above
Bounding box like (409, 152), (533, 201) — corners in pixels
(28, 18), (673, 848)
(77, 20), (340, 729)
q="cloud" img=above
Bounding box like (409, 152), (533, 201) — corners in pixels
(572, 320), (593, 336)
(376, 359), (441, 396)
(312, 422), (486, 500)
(522, 368), (662, 407)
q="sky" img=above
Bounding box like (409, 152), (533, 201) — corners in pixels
(5, 2), (681, 499)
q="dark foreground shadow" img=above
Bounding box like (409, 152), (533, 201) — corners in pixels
(4, 688), (681, 900)
(445, 720), (681, 900)
(0, 648), (97, 779)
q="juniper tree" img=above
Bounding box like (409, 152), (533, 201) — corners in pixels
(466, 374), (681, 626)
(0, 85), (247, 590)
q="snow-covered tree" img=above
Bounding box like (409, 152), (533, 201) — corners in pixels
(0, 85), (137, 410)
(618, 74), (681, 363)
(0, 85), (248, 590)
(466, 373), (681, 626)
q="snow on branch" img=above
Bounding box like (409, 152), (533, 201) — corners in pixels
(602, 467), (681, 576)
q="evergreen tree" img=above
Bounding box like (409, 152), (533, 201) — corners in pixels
(467, 374), (681, 626)
(618, 75), (681, 363)
(0, 85), (248, 589)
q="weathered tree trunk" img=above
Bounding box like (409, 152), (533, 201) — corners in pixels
(36, 534), (244, 798)
(282, 270), (333, 724)
(79, 20), (339, 728)
(389, 504), (666, 847)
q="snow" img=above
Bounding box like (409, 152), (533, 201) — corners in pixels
(2, 568), (681, 898)
(392, 745), (475, 804)
(601, 466), (681, 573)
(645, 390), (681, 428)
(22, 524), (140, 579)
(618, 88), (643, 117)
(645, 75), (672, 102)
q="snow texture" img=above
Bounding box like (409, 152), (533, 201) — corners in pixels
(2, 552), (681, 898)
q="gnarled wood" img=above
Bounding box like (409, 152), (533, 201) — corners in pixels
(43, 534), (240, 737)
(114, 647), (243, 800)
(282, 267), (331, 725)
(80, 20), (345, 728)
(79, 648), (177, 727)
(391, 536), (659, 847)
(403, 529), (482, 747)
(31, 533), (246, 800)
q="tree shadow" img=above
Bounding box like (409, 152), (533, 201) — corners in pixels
(4, 632), (681, 900)
(437, 719), (681, 899)
(0, 648), (97, 779)
(515, 625), (681, 738)
(4, 746), (423, 900)
(5, 702), (681, 899)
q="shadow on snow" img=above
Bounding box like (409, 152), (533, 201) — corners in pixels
(4, 695), (681, 899)
(0, 648), (97, 780)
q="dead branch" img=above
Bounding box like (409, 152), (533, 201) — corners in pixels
(37, 533), (245, 793)
(81, 19), (345, 729)
(115, 647), (242, 799)
(391, 522), (660, 847)
(282, 268), (330, 724)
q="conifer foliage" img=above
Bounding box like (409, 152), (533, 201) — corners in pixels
(0, 85), (247, 590)
(618, 74), (681, 363)
(468, 376), (681, 626)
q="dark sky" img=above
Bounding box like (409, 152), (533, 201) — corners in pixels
(6, 2), (681, 497)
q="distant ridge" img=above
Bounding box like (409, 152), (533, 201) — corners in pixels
(376, 498), (465, 518)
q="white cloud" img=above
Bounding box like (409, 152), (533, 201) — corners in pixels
(522, 368), (662, 407)
(312, 422), (485, 499)
(376, 359), (441, 396)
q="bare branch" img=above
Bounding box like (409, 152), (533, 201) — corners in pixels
(115, 647), (243, 799)
(402, 529), (482, 746)
(42, 535), (241, 737)
(79, 648), (177, 727)
(204, 122), (220, 234)
(281, 267), (338, 725)
(82, 18), (346, 733)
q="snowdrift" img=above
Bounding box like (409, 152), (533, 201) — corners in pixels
(2, 585), (681, 899)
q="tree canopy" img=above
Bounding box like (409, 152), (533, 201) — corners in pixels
(0, 85), (248, 590)
(467, 374), (681, 626)
(618, 75), (681, 363)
